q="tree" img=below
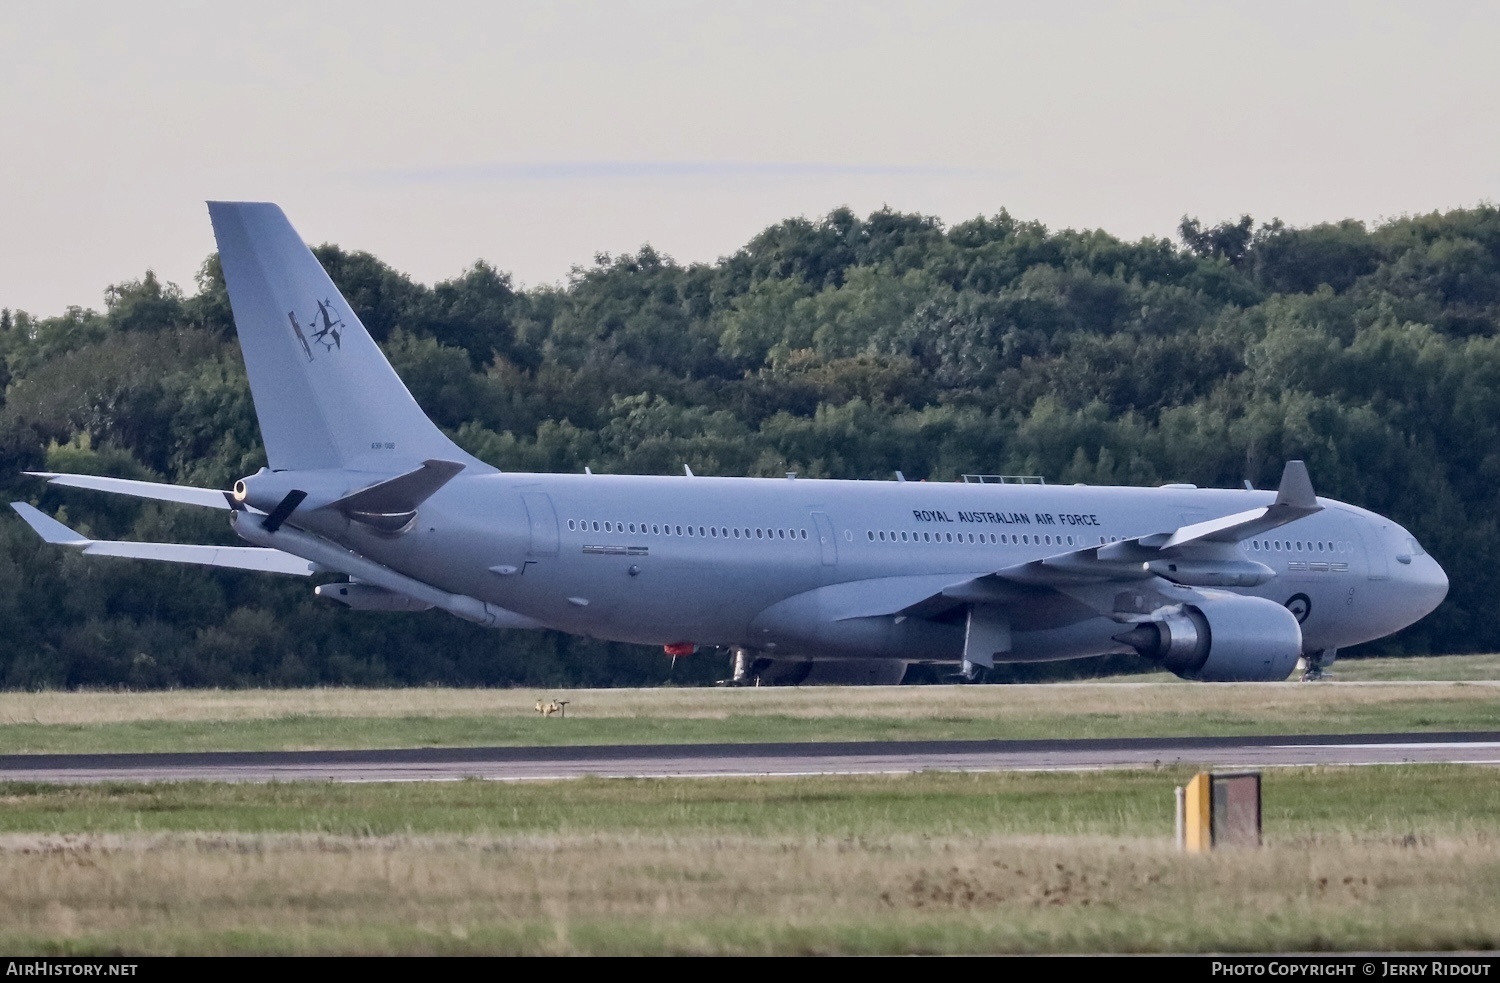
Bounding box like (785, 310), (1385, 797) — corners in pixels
(1179, 214), (1256, 266)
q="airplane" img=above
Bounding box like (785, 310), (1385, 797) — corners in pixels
(11, 202), (1449, 685)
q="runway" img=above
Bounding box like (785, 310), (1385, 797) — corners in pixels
(2, 732), (1499, 783)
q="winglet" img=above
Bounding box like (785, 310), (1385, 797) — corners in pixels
(10, 503), (91, 545)
(1274, 460), (1317, 510)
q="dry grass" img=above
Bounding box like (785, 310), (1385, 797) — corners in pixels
(1, 830), (1496, 954)
(1, 678), (1496, 727)
(2, 766), (1496, 954)
(2, 658), (1494, 754)
(1333, 653), (1500, 681)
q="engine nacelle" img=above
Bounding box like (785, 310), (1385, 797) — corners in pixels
(1115, 592), (1302, 682)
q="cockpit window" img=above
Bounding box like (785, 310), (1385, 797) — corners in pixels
(1408, 537), (1427, 557)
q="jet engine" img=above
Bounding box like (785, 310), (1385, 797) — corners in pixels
(1114, 592), (1302, 682)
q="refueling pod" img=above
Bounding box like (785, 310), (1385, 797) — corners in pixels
(315, 581), (434, 612)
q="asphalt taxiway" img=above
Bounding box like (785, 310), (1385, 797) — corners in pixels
(1, 732), (1498, 783)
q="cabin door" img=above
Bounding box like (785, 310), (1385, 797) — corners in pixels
(521, 492), (560, 557)
(811, 512), (838, 566)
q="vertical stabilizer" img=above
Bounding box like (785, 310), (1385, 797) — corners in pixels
(208, 202), (493, 474)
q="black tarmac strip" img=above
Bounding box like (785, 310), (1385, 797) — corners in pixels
(1, 732), (1499, 783)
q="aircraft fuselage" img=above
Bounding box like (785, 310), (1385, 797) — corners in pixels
(293, 471), (1446, 665)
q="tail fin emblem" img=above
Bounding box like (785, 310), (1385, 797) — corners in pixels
(286, 299), (343, 362)
(309, 299), (343, 352)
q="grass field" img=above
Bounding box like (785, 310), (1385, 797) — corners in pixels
(1, 766), (1498, 954)
(1, 658), (1497, 953)
(1, 657), (1496, 754)
(1332, 652), (1500, 681)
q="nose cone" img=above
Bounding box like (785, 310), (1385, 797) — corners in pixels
(1398, 554), (1449, 625)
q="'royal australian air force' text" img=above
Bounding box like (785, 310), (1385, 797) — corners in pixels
(912, 510), (1101, 527)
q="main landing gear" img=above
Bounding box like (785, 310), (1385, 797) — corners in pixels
(1297, 648), (1337, 681)
(717, 646), (763, 687)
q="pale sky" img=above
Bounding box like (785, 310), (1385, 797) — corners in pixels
(2, 0), (1496, 316)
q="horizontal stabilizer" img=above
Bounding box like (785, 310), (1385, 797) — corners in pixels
(79, 541), (316, 575)
(11, 503), (90, 544)
(10, 503), (315, 576)
(25, 472), (232, 509)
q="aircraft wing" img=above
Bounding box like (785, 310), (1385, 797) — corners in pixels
(10, 503), (316, 576)
(25, 472), (233, 509)
(986, 460), (1320, 588)
(871, 461), (1323, 623)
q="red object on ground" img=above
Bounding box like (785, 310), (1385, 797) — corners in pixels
(662, 642), (697, 657)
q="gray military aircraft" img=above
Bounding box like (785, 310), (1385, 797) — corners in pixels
(11, 203), (1449, 684)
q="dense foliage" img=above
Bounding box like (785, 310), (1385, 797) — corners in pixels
(1, 203), (1496, 688)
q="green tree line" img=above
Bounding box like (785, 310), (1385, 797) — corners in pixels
(1, 203), (1496, 687)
